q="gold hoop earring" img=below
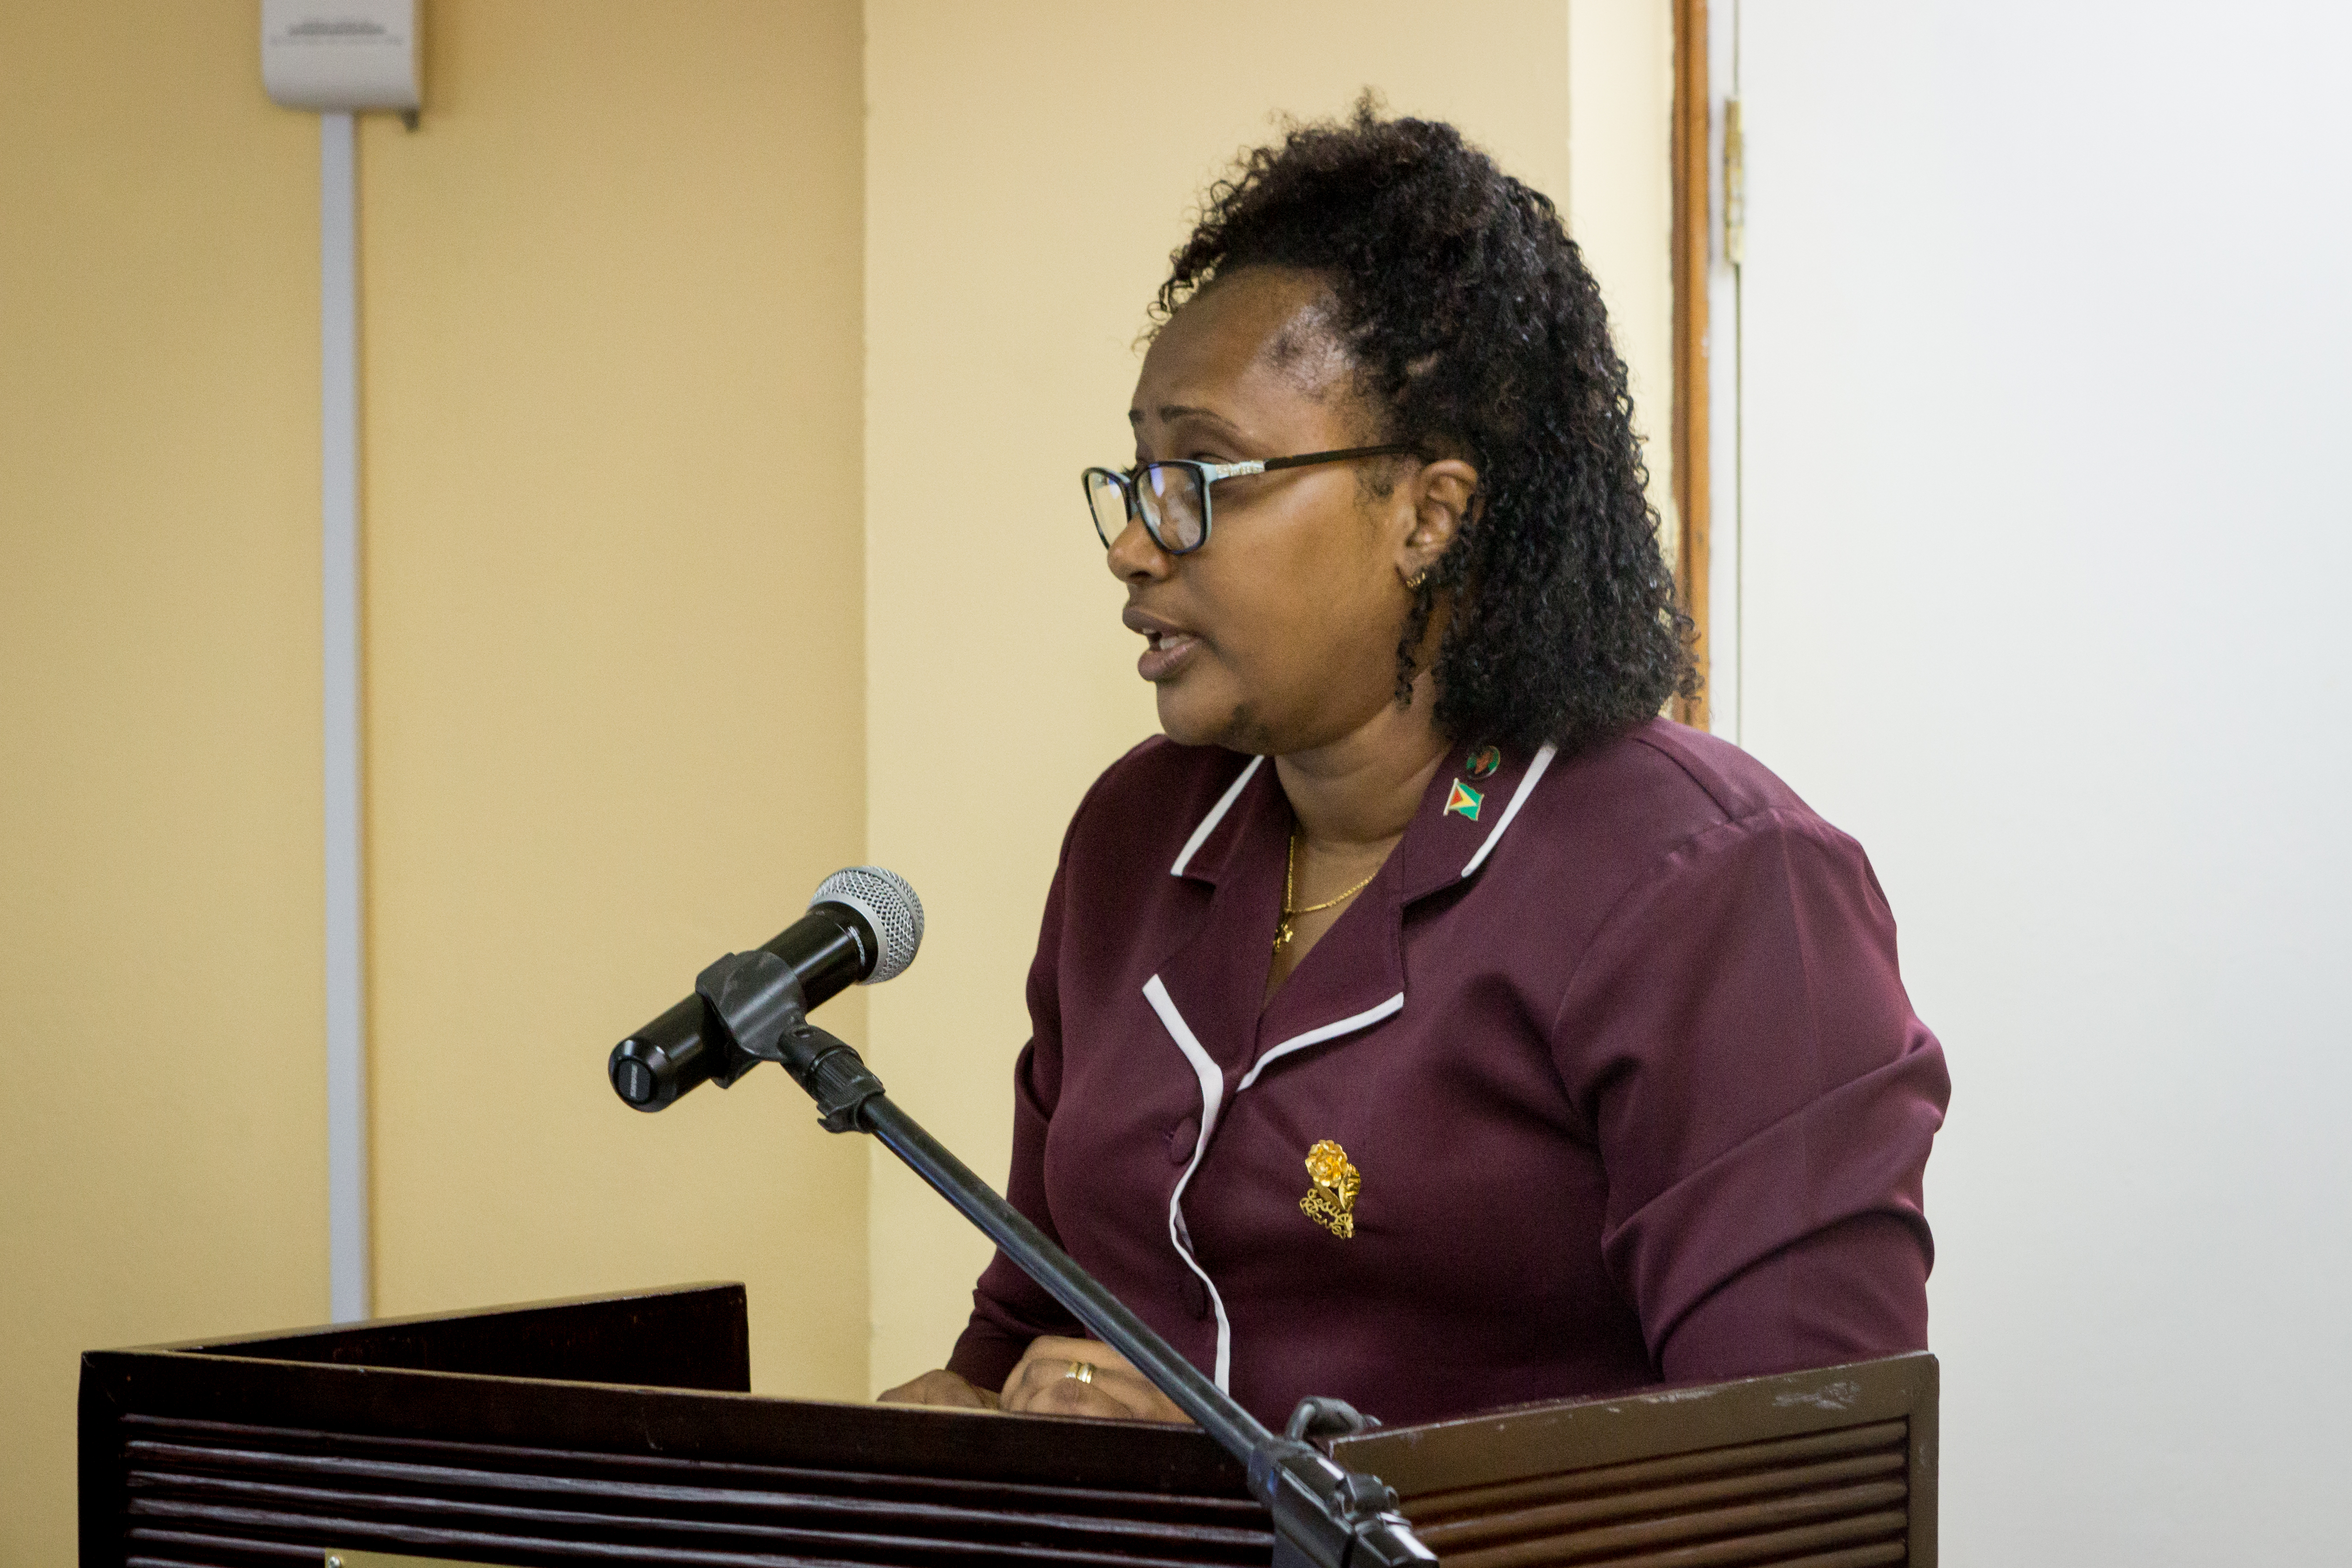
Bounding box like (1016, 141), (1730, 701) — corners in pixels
(1403, 568), (1429, 591)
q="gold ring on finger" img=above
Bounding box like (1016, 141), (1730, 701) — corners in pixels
(1064, 1360), (1095, 1385)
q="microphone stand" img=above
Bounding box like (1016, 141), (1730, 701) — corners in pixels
(692, 949), (1436, 1568)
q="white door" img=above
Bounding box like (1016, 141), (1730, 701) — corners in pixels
(1722, 3), (2352, 1560)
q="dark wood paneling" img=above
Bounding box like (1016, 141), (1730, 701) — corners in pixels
(1334, 1356), (1936, 1568)
(1408, 1421), (1907, 1523)
(83, 1352), (1249, 1499)
(82, 1289), (1266, 1568)
(1414, 1447), (1906, 1550)
(87, 1291), (1934, 1568)
(1333, 1357), (1934, 1497)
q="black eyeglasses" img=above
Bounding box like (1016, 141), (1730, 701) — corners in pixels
(1082, 445), (1416, 555)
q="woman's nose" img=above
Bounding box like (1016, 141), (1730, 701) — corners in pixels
(1105, 511), (1173, 582)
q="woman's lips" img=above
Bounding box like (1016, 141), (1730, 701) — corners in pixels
(1137, 628), (1200, 682)
(1123, 607), (1202, 683)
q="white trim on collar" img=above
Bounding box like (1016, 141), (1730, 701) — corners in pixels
(1235, 992), (1405, 1092)
(1170, 755), (1265, 878)
(1141, 974), (1234, 1391)
(1460, 741), (1558, 878)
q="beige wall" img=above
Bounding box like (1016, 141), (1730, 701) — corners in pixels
(0, 3), (871, 1553)
(357, 0), (871, 1398)
(1568, 0), (1677, 570)
(860, 0), (1668, 1394)
(0, 6), (327, 1561)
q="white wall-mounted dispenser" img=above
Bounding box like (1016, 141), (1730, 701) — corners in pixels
(262, 0), (421, 113)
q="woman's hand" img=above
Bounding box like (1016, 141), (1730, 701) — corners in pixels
(876, 1368), (999, 1410)
(996, 1336), (1194, 1424)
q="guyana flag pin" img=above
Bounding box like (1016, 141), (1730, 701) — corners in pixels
(1445, 778), (1484, 821)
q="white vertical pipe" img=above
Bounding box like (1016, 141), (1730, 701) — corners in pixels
(321, 110), (370, 1324)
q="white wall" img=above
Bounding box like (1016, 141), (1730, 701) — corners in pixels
(1731, 4), (2352, 1558)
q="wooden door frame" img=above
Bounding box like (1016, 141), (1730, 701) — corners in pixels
(1671, 0), (1712, 729)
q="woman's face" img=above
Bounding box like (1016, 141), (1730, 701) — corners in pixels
(1111, 268), (1457, 755)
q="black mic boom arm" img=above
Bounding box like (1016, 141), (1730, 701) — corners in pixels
(690, 943), (1435, 1568)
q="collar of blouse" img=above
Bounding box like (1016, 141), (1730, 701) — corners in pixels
(1144, 738), (1562, 1085)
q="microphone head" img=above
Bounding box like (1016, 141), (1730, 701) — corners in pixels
(812, 866), (924, 984)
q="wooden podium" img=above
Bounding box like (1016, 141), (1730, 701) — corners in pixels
(81, 1285), (1935, 1567)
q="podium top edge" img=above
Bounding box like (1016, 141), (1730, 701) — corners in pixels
(1329, 1352), (1937, 1498)
(90, 1282), (747, 1357)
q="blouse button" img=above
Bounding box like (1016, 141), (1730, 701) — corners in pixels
(1166, 1116), (1198, 1165)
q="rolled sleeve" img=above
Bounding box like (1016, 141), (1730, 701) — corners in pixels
(1552, 809), (1950, 1378)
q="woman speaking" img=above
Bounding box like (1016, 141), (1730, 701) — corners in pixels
(883, 106), (1948, 1428)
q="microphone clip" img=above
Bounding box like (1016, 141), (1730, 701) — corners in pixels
(694, 949), (804, 1089)
(694, 951), (885, 1133)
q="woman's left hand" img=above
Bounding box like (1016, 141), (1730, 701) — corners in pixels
(996, 1336), (1194, 1424)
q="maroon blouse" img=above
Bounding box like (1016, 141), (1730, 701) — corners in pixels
(948, 720), (1949, 1428)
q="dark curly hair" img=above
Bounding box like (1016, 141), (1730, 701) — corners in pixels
(1156, 100), (1697, 755)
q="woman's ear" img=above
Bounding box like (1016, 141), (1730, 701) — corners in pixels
(1397, 458), (1480, 585)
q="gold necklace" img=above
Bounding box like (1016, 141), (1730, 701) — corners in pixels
(1274, 830), (1380, 953)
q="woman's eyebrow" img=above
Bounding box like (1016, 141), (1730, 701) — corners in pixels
(1130, 403), (1240, 435)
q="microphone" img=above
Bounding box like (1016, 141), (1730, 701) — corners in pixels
(608, 866), (922, 1112)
